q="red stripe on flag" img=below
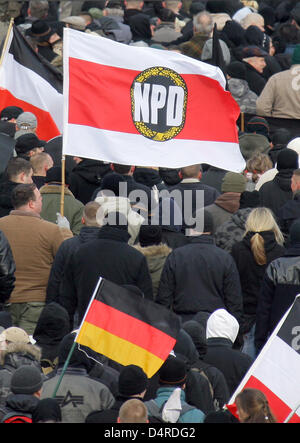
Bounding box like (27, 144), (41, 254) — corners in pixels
(244, 375), (300, 423)
(84, 298), (176, 360)
(0, 89), (60, 141)
(68, 58), (239, 143)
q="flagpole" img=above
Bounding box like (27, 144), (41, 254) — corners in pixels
(284, 404), (300, 423)
(240, 112), (245, 132)
(60, 155), (65, 216)
(51, 341), (76, 398)
(0, 17), (14, 67)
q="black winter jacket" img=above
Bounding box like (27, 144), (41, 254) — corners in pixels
(259, 169), (294, 216)
(60, 225), (153, 326)
(255, 243), (300, 353)
(0, 230), (15, 304)
(156, 235), (243, 322)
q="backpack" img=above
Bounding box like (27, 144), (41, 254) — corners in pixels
(145, 399), (196, 423)
(1, 412), (32, 423)
(190, 366), (220, 411)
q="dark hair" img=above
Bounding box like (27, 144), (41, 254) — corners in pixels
(112, 163), (132, 174)
(235, 388), (277, 423)
(11, 183), (37, 209)
(6, 157), (32, 181)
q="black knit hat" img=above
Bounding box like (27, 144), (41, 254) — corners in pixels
(239, 190), (260, 209)
(32, 398), (62, 423)
(247, 116), (269, 138)
(11, 365), (43, 395)
(159, 355), (187, 386)
(139, 224), (162, 247)
(45, 166), (70, 185)
(276, 148), (299, 171)
(226, 61), (246, 80)
(100, 172), (124, 196)
(118, 365), (148, 397)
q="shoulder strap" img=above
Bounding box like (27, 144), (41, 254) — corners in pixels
(191, 367), (214, 399)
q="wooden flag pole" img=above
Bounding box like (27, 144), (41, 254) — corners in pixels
(240, 112), (245, 132)
(0, 17), (14, 67)
(60, 155), (65, 216)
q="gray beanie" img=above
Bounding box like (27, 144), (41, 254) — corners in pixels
(11, 365), (43, 395)
(221, 172), (246, 193)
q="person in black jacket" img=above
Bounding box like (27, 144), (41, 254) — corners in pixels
(156, 209), (243, 323)
(0, 230), (15, 307)
(255, 219), (300, 354)
(59, 211), (153, 327)
(277, 168), (300, 240)
(259, 148), (299, 216)
(231, 207), (285, 358)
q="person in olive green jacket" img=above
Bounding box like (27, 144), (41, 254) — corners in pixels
(40, 167), (84, 235)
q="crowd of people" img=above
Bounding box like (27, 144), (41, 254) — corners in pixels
(0, 0), (299, 425)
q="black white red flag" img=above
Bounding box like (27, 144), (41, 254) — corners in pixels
(0, 24), (63, 141)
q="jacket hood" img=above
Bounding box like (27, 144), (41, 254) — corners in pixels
(133, 167), (162, 188)
(134, 243), (172, 258)
(214, 192), (241, 213)
(243, 230), (281, 254)
(182, 320), (207, 358)
(206, 309), (239, 343)
(72, 160), (111, 185)
(33, 302), (70, 346)
(1, 342), (41, 367)
(173, 329), (199, 367)
(228, 78), (250, 98)
(274, 169), (293, 192)
(231, 207), (252, 229)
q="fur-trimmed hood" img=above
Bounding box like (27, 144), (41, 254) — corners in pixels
(0, 342), (41, 367)
(134, 243), (172, 257)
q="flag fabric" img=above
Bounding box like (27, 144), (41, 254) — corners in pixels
(0, 24), (63, 141)
(227, 295), (300, 423)
(75, 278), (181, 378)
(63, 28), (245, 172)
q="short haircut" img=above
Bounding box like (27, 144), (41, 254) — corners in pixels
(11, 183), (37, 209)
(193, 11), (214, 35)
(30, 152), (52, 174)
(29, 0), (49, 19)
(180, 164), (201, 179)
(112, 163), (132, 175)
(83, 201), (101, 226)
(118, 399), (148, 423)
(6, 157), (32, 181)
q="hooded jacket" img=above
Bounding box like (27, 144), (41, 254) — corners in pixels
(231, 231), (285, 333)
(228, 77), (258, 114)
(205, 193), (242, 234)
(214, 207), (252, 253)
(203, 309), (253, 396)
(0, 342), (42, 406)
(259, 169), (294, 216)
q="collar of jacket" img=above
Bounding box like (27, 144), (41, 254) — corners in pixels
(188, 234), (215, 244)
(206, 337), (233, 347)
(9, 209), (41, 219)
(180, 178), (200, 184)
(214, 192), (241, 213)
(40, 184), (74, 196)
(98, 224), (130, 243)
(134, 243), (172, 257)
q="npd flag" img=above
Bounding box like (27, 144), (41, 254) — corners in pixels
(63, 28), (245, 172)
(75, 278), (181, 378)
(227, 295), (300, 423)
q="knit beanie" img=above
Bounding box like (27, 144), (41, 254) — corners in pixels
(276, 148), (299, 171)
(139, 224), (162, 247)
(118, 365), (148, 397)
(247, 116), (269, 138)
(226, 61), (246, 80)
(291, 44), (300, 65)
(45, 166), (70, 185)
(221, 172), (246, 193)
(239, 190), (260, 209)
(100, 172), (124, 196)
(11, 365), (43, 395)
(159, 355), (187, 386)
(290, 219), (300, 244)
(32, 398), (62, 423)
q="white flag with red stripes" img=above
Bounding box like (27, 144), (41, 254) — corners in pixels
(227, 295), (300, 423)
(63, 28), (245, 171)
(0, 24), (63, 141)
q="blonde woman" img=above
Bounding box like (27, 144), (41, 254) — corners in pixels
(231, 207), (285, 358)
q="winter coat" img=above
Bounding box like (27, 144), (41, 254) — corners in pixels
(69, 159), (111, 205)
(152, 22), (182, 44)
(228, 77), (258, 114)
(205, 193), (242, 234)
(259, 169), (294, 216)
(0, 230), (15, 304)
(0, 211), (72, 304)
(203, 309), (253, 396)
(214, 207), (252, 253)
(0, 393), (40, 422)
(231, 231), (285, 334)
(32, 302), (71, 374)
(146, 387), (205, 423)
(46, 226), (101, 304)
(156, 235), (243, 323)
(41, 367), (114, 423)
(255, 243), (300, 353)
(277, 191), (300, 238)
(133, 167), (168, 193)
(40, 184), (84, 236)
(243, 60), (267, 96)
(60, 225), (153, 326)
(0, 181), (19, 218)
(0, 342), (42, 406)
(134, 243), (172, 300)
(201, 166), (227, 194)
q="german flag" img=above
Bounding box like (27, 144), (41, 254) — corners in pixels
(75, 278), (181, 378)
